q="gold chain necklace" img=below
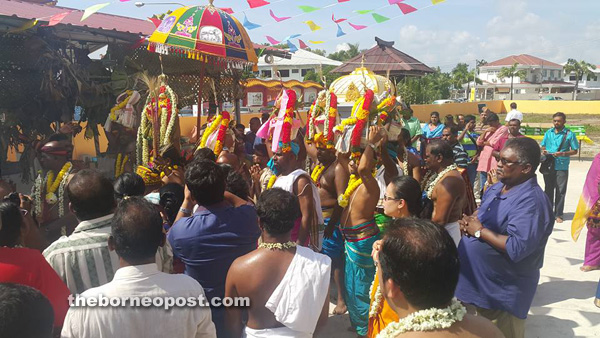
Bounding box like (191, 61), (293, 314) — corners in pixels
(258, 241), (297, 250)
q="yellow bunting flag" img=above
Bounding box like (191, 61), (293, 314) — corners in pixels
(431, 0), (445, 4)
(9, 19), (38, 33)
(308, 40), (325, 44)
(81, 3), (111, 22)
(303, 20), (322, 31)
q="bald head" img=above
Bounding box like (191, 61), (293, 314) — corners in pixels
(217, 152), (240, 171)
(67, 169), (115, 221)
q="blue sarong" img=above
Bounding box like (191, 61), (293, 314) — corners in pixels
(343, 220), (381, 336)
(320, 208), (344, 259)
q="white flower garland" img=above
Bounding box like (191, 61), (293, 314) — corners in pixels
(375, 298), (466, 337)
(257, 241), (297, 250)
(401, 151), (409, 176)
(32, 172), (43, 217)
(323, 90), (332, 141)
(162, 85), (178, 146)
(58, 164), (73, 235)
(369, 272), (384, 318)
(425, 164), (458, 199)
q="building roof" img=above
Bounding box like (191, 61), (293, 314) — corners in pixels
(257, 49), (342, 68)
(485, 54), (563, 68)
(0, 0), (155, 36)
(331, 37), (434, 76)
(478, 80), (575, 88)
(245, 78), (323, 90)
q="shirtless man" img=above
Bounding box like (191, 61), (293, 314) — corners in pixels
(423, 140), (467, 247)
(340, 126), (384, 337)
(373, 217), (503, 338)
(225, 188), (330, 338)
(306, 142), (349, 315)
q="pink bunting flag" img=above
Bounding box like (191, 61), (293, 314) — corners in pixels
(332, 13), (346, 23)
(397, 2), (417, 14)
(298, 39), (308, 49)
(338, 0), (351, 2)
(388, 0), (404, 4)
(269, 9), (290, 22)
(247, 0), (270, 9)
(266, 36), (280, 45)
(45, 11), (72, 26)
(148, 17), (162, 28)
(348, 21), (367, 30)
(220, 8), (234, 14)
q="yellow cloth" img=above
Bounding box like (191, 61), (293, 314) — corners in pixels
(367, 273), (398, 338)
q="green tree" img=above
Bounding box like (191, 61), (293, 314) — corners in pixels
(451, 63), (471, 98)
(303, 65), (342, 86)
(498, 63), (527, 100)
(564, 59), (597, 100)
(397, 68), (452, 104)
(327, 43), (362, 62)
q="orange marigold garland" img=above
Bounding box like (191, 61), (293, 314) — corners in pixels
(280, 90), (296, 153)
(350, 89), (374, 161)
(213, 111), (231, 156)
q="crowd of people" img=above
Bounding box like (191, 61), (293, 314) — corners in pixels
(1, 96), (597, 338)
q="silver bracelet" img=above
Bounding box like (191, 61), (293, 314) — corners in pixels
(179, 207), (192, 215)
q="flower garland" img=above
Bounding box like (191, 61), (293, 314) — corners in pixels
(311, 164), (326, 185)
(401, 151), (409, 176)
(199, 113), (223, 149)
(136, 103), (150, 166)
(378, 111), (389, 125)
(32, 173), (43, 217)
(213, 111), (231, 156)
(375, 298), (466, 337)
(57, 163), (73, 231)
(267, 174), (277, 189)
(425, 164), (459, 199)
(280, 90), (296, 153)
(326, 92), (338, 148)
(334, 97), (363, 133)
(162, 85), (178, 146)
(258, 241), (297, 250)
(306, 101), (315, 143)
(369, 273), (384, 318)
(110, 90), (133, 122)
(115, 154), (129, 178)
(350, 89), (374, 161)
(338, 174), (361, 207)
(45, 162), (73, 205)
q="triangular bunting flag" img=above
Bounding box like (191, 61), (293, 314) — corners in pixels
(247, 0), (270, 9)
(298, 39), (309, 49)
(243, 13), (261, 30)
(338, 0), (351, 2)
(81, 3), (110, 22)
(348, 21), (367, 30)
(336, 23), (346, 37)
(332, 13), (346, 23)
(287, 40), (298, 53)
(9, 19), (38, 33)
(309, 40), (325, 44)
(148, 17), (162, 28)
(388, 0), (404, 4)
(266, 36), (281, 45)
(282, 34), (301, 41)
(431, 0), (445, 4)
(371, 13), (390, 23)
(220, 8), (234, 14)
(355, 10), (373, 14)
(270, 9), (290, 22)
(397, 3), (417, 14)
(298, 5), (320, 13)
(303, 20), (321, 31)
(45, 11), (71, 27)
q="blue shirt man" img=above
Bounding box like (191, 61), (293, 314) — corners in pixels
(457, 138), (554, 338)
(541, 126), (579, 171)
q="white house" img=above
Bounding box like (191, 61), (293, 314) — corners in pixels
(256, 49), (342, 82)
(562, 63), (600, 90)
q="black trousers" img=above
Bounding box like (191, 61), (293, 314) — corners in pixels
(543, 170), (569, 218)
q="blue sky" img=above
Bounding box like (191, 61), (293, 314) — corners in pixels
(58, 0), (600, 71)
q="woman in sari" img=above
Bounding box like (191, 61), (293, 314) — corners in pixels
(420, 111), (445, 158)
(572, 152), (600, 272)
(367, 176), (422, 337)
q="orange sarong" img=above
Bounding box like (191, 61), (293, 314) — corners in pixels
(366, 273), (398, 337)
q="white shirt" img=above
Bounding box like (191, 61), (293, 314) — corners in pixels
(61, 264), (216, 338)
(505, 109), (523, 122)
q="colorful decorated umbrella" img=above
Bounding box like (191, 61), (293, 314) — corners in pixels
(147, 0), (258, 69)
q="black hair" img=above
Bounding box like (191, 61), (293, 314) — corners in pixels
(67, 169), (115, 221)
(114, 173), (145, 203)
(254, 143), (268, 157)
(226, 170), (250, 201)
(510, 102), (517, 109)
(112, 197), (164, 264)
(158, 144), (183, 167)
(250, 117), (261, 124)
(389, 176), (422, 216)
(487, 112), (499, 123)
(261, 112), (270, 122)
(445, 114), (454, 120)
(185, 160), (226, 206)
(508, 118), (521, 125)
(428, 139), (454, 161)
(0, 202), (23, 247)
(464, 114), (476, 124)
(0, 283), (54, 338)
(256, 188), (300, 235)
(430, 111), (440, 117)
(400, 128), (412, 147)
(236, 123), (245, 130)
(159, 183), (184, 225)
(553, 112), (566, 120)
(444, 125), (460, 136)
(378, 218), (459, 309)
(193, 147), (217, 163)
(504, 137), (541, 171)
(46, 133), (69, 143)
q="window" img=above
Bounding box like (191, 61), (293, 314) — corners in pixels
(588, 74), (598, 81)
(555, 70), (561, 78)
(301, 68), (312, 76)
(261, 70), (272, 78)
(543, 70), (547, 77)
(279, 69), (290, 77)
(569, 75), (577, 81)
(292, 69), (299, 74)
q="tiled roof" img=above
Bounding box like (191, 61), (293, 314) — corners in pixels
(0, 0), (155, 35)
(485, 54), (563, 68)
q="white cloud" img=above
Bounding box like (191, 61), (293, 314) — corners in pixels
(336, 43), (350, 52)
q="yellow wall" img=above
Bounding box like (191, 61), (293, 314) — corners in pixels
(412, 101), (504, 121)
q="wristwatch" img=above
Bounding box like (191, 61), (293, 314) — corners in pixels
(368, 142), (377, 152)
(474, 228), (483, 239)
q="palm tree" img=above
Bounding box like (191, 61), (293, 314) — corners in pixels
(564, 59), (597, 100)
(498, 63), (527, 100)
(451, 63), (470, 98)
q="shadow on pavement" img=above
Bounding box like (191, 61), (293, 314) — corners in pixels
(531, 278), (597, 307)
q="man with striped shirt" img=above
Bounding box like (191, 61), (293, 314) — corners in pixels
(442, 125), (469, 169)
(43, 169), (118, 294)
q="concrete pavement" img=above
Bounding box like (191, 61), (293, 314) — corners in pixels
(318, 159), (600, 338)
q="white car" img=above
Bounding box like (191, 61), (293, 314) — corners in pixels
(432, 99), (455, 104)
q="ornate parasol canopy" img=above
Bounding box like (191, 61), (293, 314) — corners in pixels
(147, 0), (258, 69)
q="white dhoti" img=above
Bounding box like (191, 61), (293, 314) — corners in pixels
(444, 221), (461, 247)
(246, 246), (331, 338)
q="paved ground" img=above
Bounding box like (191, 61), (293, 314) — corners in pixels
(318, 159), (600, 338)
